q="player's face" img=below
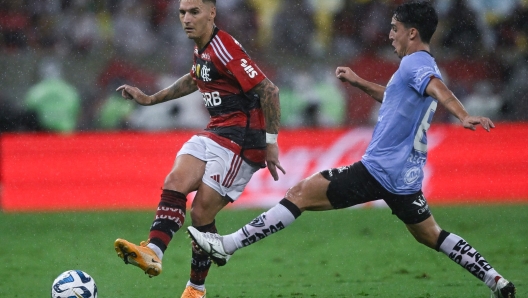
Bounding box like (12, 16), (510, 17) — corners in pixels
(179, 0), (215, 44)
(389, 17), (410, 59)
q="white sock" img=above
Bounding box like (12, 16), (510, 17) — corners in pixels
(222, 200), (301, 254)
(147, 243), (164, 261)
(186, 280), (205, 291)
(438, 232), (499, 289)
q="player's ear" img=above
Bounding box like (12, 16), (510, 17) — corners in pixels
(209, 5), (216, 20)
(409, 28), (418, 40)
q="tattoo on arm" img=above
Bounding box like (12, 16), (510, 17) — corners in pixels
(152, 73), (198, 104)
(253, 78), (281, 134)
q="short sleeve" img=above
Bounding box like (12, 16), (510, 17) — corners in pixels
(401, 54), (442, 96)
(214, 34), (266, 92)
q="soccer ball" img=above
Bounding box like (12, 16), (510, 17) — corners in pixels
(51, 270), (98, 298)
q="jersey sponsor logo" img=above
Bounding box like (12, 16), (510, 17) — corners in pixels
(404, 166), (421, 185)
(240, 58), (258, 78)
(411, 195), (426, 207)
(411, 195), (429, 214)
(202, 91), (222, 107)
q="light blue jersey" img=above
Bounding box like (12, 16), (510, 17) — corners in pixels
(361, 51), (442, 195)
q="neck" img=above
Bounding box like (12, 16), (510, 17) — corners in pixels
(195, 25), (215, 49)
(406, 43), (430, 56)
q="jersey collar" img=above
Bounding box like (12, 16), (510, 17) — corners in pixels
(198, 26), (219, 54)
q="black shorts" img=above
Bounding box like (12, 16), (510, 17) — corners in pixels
(320, 161), (431, 224)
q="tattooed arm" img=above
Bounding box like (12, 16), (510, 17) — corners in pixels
(116, 74), (198, 106)
(251, 78), (286, 180)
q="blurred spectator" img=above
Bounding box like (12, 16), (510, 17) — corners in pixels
(113, 0), (157, 56)
(0, 0), (30, 49)
(23, 59), (81, 133)
(0, 92), (40, 132)
(247, 0), (281, 49)
(453, 80), (502, 122)
(271, 0), (314, 56)
(95, 91), (135, 130)
(279, 67), (345, 127)
(306, 0), (344, 55)
(1, 0), (528, 129)
(440, 0), (483, 58)
(499, 52), (528, 121)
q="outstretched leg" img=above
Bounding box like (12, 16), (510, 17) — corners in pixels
(188, 172), (332, 262)
(407, 216), (516, 297)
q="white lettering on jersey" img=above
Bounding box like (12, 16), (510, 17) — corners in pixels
(203, 91), (222, 107)
(240, 59), (258, 78)
(201, 52), (210, 60)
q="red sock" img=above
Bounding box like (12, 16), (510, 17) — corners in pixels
(149, 189), (186, 252)
(189, 221), (217, 285)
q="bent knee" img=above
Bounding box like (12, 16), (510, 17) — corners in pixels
(284, 175), (332, 211)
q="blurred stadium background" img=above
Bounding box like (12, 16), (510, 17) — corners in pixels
(1, 1), (527, 297)
(1, 0), (528, 207)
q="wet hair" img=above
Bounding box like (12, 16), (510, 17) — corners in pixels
(394, 1), (438, 43)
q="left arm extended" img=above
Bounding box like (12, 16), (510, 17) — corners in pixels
(425, 77), (495, 132)
(251, 78), (285, 180)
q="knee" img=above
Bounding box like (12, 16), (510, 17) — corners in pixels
(284, 181), (306, 206)
(190, 205), (208, 226)
(163, 172), (198, 193)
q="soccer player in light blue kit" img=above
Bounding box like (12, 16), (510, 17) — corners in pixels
(188, 2), (516, 297)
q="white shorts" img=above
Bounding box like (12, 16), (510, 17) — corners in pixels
(177, 135), (259, 201)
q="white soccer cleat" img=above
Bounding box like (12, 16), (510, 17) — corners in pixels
(491, 277), (516, 298)
(187, 226), (231, 266)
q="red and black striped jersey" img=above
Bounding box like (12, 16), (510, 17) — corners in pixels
(190, 27), (268, 167)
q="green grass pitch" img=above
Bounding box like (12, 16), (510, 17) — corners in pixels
(1, 205), (526, 297)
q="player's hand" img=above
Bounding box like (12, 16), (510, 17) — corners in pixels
(461, 115), (495, 132)
(266, 143), (286, 181)
(116, 84), (152, 105)
(335, 66), (361, 86)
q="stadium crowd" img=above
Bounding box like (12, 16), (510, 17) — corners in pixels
(1, 0), (527, 132)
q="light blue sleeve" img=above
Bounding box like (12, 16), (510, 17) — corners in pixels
(401, 54), (442, 97)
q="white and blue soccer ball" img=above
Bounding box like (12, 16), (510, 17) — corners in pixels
(51, 270), (98, 298)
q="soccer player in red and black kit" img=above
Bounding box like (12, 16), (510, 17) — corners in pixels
(113, 1), (285, 297)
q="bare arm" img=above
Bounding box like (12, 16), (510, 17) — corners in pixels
(335, 66), (386, 103)
(251, 78), (285, 180)
(116, 73), (198, 106)
(425, 77), (494, 131)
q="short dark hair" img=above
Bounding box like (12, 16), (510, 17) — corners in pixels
(394, 1), (438, 43)
(180, 0), (215, 5)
